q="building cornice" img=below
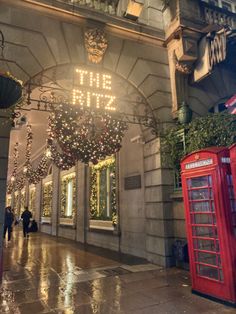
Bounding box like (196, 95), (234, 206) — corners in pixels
(0, 0), (165, 47)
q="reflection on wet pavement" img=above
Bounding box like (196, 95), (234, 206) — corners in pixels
(1, 230), (235, 313)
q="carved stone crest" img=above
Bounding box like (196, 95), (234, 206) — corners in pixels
(84, 28), (108, 64)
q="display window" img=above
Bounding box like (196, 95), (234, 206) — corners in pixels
(90, 156), (117, 229)
(60, 170), (76, 223)
(42, 181), (52, 218)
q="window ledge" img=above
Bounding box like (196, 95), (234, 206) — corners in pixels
(59, 217), (74, 226)
(41, 217), (52, 224)
(59, 224), (75, 229)
(170, 190), (183, 200)
(89, 219), (115, 231)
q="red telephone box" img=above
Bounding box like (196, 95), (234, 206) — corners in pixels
(181, 147), (236, 305)
(229, 143), (236, 239)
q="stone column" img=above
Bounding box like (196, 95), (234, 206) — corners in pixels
(51, 165), (60, 236)
(0, 111), (12, 281)
(76, 163), (89, 243)
(144, 137), (175, 267)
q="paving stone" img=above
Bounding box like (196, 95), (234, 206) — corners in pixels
(1, 231), (235, 313)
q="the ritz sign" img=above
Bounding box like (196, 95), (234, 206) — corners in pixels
(72, 68), (116, 111)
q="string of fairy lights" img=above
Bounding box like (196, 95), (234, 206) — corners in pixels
(48, 104), (127, 165)
(23, 124), (50, 184)
(7, 101), (128, 192)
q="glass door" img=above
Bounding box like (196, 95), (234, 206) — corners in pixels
(187, 175), (223, 282)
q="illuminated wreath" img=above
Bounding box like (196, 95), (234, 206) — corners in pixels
(47, 138), (76, 170)
(48, 104), (127, 164)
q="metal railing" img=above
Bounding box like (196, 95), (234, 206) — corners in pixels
(26, 0), (120, 16)
(201, 2), (236, 28)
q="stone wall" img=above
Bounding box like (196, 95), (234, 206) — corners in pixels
(58, 226), (76, 240)
(172, 195), (186, 240)
(2, 1), (176, 266)
(144, 138), (175, 267)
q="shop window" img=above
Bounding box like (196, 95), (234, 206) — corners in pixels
(90, 156), (117, 224)
(60, 173), (76, 219)
(42, 181), (52, 218)
(29, 185), (36, 218)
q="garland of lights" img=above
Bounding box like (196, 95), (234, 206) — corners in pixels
(7, 142), (26, 193)
(46, 137), (76, 170)
(90, 156), (117, 224)
(23, 124), (50, 184)
(48, 104), (127, 165)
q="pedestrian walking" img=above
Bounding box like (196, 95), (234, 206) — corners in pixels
(21, 206), (32, 238)
(3, 206), (14, 242)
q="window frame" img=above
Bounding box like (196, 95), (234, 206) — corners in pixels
(89, 156), (117, 230)
(59, 167), (76, 226)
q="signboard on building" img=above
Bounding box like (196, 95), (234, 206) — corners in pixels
(72, 68), (116, 111)
(124, 175), (142, 190)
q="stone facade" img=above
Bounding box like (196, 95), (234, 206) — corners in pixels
(1, 0), (236, 267)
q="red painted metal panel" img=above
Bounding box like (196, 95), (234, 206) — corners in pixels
(181, 147), (236, 304)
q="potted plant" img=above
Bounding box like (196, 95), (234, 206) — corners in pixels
(0, 71), (23, 109)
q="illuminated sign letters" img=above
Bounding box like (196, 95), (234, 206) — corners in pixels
(72, 68), (116, 111)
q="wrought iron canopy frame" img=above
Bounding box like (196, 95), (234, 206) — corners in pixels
(19, 80), (159, 134)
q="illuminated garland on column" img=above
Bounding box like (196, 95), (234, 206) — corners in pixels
(48, 104), (127, 165)
(7, 142), (19, 193)
(46, 137), (76, 171)
(23, 124), (49, 184)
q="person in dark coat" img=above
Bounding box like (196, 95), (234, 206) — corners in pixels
(4, 206), (14, 241)
(21, 206), (32, 238)
(28, 220), (38, 233)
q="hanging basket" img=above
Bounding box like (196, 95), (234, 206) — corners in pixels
(0, 73), (22, 109)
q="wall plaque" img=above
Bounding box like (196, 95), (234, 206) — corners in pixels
(124, 175), (141, 190)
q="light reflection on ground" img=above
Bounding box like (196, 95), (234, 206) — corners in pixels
(0, 229), (235, 313)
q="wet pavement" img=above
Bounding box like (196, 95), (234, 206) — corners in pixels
(1, 229), (235, 314)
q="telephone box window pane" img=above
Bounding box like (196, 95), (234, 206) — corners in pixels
(197, 265), (219, 280)
(219, 269), (224, 281)
(195, 252), (218, 266)
(227, 174), (233, 185)
(194, 239), (217, 251)
(216, 240), (219, 252)
(191, 213), (216, 225)
(227, 174), (236, 237)
(191, 201), (210, 212)
(230, 200), (236, 212)
(193, 226), (217, 238)
(211, 202), (215, 212)
(233, 227), (236, 236)
(188, 176), (211, 188)
(190, 189), (211, 200)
